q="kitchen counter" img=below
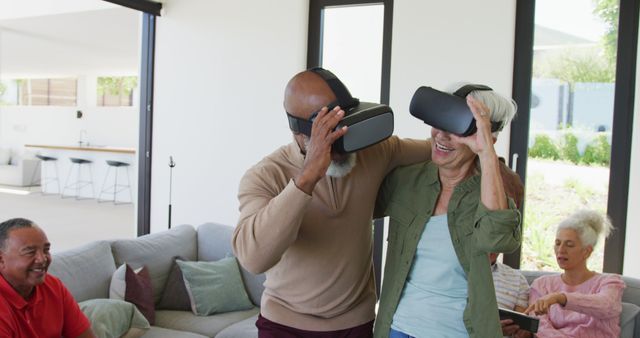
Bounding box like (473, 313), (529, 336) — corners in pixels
(25, 144), (135, 154)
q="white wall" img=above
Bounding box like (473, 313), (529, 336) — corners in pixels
(389, 1), (517, 158)
(150, 0), (308, 232)
(623, 31), (640, 278)
(0, 0), (116, 20)
(150, 0), (519, 232)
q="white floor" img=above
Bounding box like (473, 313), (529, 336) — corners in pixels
(0, 185), (136, 253)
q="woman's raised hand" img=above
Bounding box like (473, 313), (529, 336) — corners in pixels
(450, 95), (496, 159)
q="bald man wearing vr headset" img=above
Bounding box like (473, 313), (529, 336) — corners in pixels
(232, 68), (523, 338)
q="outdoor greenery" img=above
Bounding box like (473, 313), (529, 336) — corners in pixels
(0, 81), (8, 105)
(533, 0), (618, 85)
(529, 134), (561, 160)
(533, 49), (614, 85)
(97, 76), (138, 106)
(561, 133), (581, 164)
(528, 130), (611, 165)
(97, 76), (138, 96)
(521, 166), (607, 272)
(593, 0), (619, 70)
(582, 134), (611, 165)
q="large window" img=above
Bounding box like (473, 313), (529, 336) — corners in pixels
(510, 0), (638, 274)
(0, 78), (78, 106)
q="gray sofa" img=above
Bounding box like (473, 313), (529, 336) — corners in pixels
(48, 223), (264, 338)
(47, 222), (640, 338)
(0, 156), (40, 186)
(521, 270), (640, 338)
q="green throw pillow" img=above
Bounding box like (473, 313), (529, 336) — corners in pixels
(79, 299), (150, 338)
(177, 257), (254, 316)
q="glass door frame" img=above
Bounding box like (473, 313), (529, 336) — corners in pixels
(307, 0), (394, 296)
(308, 0), (393, 104)
(508, 0), (639, 274)
(102, 0), (161, 236)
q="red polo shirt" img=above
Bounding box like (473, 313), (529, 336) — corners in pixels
(0, 274), (90, 338)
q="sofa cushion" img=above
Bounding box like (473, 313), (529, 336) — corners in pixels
(79, 299), (150, 338)
(109, 263), (131, 300)
(111, 225), (197, 304)
(157, 256), (191, 311)
(154, 308), (259, 337)
(197, 223), (265, 306)
(178, 258), (254, 316)
(215, 314), (258, 338)
(110, 264), (156, 324)
(49, 240), (116, 302)
(126, 265), (155, 324)
(141, 326), (208, 338)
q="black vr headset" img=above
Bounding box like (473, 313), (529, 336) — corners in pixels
(286, 67), (394, 153)
(409, 84), (504, 137)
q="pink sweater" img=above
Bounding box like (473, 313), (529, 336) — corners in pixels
(529, 273), (625, 338)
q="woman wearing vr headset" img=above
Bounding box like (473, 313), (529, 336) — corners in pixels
(374, 84), (521, 338)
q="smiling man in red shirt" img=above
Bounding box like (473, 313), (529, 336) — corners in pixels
(0, 218), (96, 338)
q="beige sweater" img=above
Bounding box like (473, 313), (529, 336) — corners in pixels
(232, 136), (429, 331)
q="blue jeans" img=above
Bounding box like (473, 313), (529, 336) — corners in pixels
(389, 328), (415, 338)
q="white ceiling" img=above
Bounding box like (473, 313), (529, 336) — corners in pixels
(0, 5), (140, 78)
(0, 0), (117, 20)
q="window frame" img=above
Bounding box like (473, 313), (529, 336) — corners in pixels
(101, 0), (161, 236)
(307, 0), (394, 296)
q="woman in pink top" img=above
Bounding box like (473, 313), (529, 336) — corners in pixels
(526, 210), (625, 338)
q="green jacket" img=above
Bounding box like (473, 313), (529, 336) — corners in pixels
(373, 161), (521, 338)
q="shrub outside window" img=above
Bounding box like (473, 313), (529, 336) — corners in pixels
(97, 76), (138, 107)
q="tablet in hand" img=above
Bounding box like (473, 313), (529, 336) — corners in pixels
(499, 307), (540, 333)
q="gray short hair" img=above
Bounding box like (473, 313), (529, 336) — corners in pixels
(0, 218), (36, 250)
(557, 210), (613, 248)
(447, 83), (518, 135)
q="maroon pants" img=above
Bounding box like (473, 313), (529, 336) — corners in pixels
(256, 314), (374, 338)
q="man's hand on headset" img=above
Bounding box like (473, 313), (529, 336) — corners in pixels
(294, 106), (347, 195)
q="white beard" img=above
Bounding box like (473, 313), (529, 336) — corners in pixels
(326, 153), (357, 178)
(303, 137), (357, 178)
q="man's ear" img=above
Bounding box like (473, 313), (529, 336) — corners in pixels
(492, 135), (498, 145)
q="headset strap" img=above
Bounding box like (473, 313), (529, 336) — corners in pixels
(453, 84), (504, 132)
(310, 67), (360, 109)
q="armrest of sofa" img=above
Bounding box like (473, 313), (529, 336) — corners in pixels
(621, 275), (640, 338)
(21, 158), (40, 185)
(620, 302), (640, 338)
(0, 158), (40, 186)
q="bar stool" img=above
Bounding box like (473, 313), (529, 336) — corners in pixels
(98, 160), (132, 204)
(62, 157), (95, 199)
(30, 155), (60, 194)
